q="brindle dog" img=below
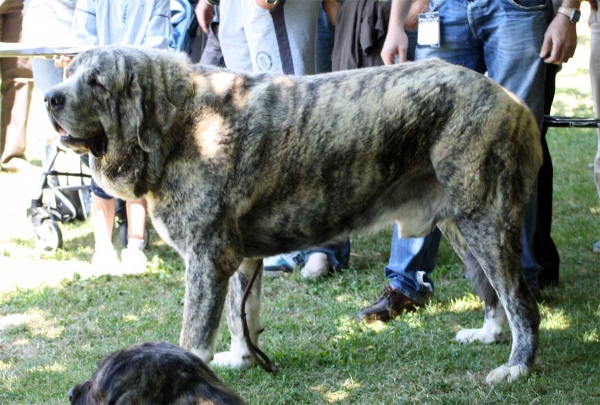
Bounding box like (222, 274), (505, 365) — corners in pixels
(47, 46), (542, 383)
(69, 342), (244, 404)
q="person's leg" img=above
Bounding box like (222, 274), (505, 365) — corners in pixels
(356, 225), (441, 323)
(357, 0), (484, 323)
(302, 239), (351, 279)
(534, 63), (560, 284)
(414, 0), (486, 74)
(126, 199), (147, 242)
(590, 4), (600, 253)
(242, 0), (320, 75)
(0, 7), (33, 172)
(316, 3), (335, 73)
(121, 198), (148, 272)
(219, 0), (253, 73)
(480, 0), (550, 293)
(90, 179), (119, 269)
(385, 227), (441, 305)
(199, 6), (226, 68)
(240, 1), (322, 277)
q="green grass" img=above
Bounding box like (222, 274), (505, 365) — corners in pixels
(2, 20), (600, 405)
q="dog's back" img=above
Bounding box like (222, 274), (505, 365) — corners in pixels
(69, 342), (245, 405)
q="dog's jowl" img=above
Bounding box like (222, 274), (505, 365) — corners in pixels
(48, 46), (542, 383)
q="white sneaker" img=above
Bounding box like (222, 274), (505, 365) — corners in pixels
(91, 245), (119, 272)
(301, 252), (331, 279)
(263, 251), (305, 278)
(120, 248), (148, 274)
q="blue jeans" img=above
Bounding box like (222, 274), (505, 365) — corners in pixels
(307, 240), (351, 272)
(316, 3), (335, 74)
(386, 0), (551, 304)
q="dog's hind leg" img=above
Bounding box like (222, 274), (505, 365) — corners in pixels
(456, 214), (539, 383)
(438, 220), (507, 344)
(455, 250), (507, 344)
(212, 258), (263, 369)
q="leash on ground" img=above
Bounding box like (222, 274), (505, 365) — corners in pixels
(241, 260), (277, 373)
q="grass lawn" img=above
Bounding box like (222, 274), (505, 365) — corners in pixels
(2, 13), (600, 405)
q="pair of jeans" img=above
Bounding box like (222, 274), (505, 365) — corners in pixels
(307, 240), (351, 272)
(312, 4), (352, 271)
(316, 3), (335, 74)
(386, 0), (551, 304)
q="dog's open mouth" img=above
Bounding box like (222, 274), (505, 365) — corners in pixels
(52, 118), (108, 158)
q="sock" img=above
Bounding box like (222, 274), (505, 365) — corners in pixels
(127, 238), (145, 251)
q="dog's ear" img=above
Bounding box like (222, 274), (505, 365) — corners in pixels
(122, 53), (193, 152)
(125, 70), (177, 153)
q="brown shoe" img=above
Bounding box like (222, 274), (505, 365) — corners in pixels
(356, 286), (419, 323)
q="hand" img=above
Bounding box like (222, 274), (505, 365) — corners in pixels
(587, 0), (598, 11)
(54, 55), (73, 68)
(381, 28), (409, 64)
(539, 13), (577, 64)
(322, 0), (340, 25)
(194, 1), (214, 35)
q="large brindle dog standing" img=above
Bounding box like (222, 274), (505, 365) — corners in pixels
(47, 46), (541, 384)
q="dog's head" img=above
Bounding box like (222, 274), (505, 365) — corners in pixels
(46, 46), (194, 199)
(68, 342), (245, 405)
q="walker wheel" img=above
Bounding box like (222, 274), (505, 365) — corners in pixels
(34, 219), (63, 253)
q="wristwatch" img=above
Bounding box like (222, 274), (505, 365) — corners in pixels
(265, 0), (279, 4)
(557, 7), (581, 24)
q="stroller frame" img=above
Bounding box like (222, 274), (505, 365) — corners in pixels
(27, 146), (92, 252)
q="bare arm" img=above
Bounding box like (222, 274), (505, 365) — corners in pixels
(381, 0), (413, 64)
(540, 0), (581, 64)
(405, 0), (430, 31)
(195, 1), (214, 35)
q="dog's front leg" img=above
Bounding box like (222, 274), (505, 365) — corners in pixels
(213, 258), (263, 369)
(179, 254), (231, 365)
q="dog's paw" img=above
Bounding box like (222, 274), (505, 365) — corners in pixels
(455, 328), (503, 344)
(486, 364), (529, 383)
(211, 351), (253, 370)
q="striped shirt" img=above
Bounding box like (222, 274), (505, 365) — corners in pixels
(23, 0), (77, 47)
(71, 0), (172, 49)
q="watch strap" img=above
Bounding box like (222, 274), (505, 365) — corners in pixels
(557, 7), (581, 23)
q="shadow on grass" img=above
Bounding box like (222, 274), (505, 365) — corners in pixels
(0, 270), (185, 402)
(1, 255), (599, 403)
(552, 87), (595, 117)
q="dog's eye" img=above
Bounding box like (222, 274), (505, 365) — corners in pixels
(87, 73), (105, 89)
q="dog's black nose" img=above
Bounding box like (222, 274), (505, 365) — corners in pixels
(44, 89), (65, 111)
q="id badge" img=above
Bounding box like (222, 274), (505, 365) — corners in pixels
(417, 12), (440, 48)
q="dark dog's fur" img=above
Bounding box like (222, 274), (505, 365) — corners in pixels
(47, 46), (542, 383)
(69, 342), (244, 405)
